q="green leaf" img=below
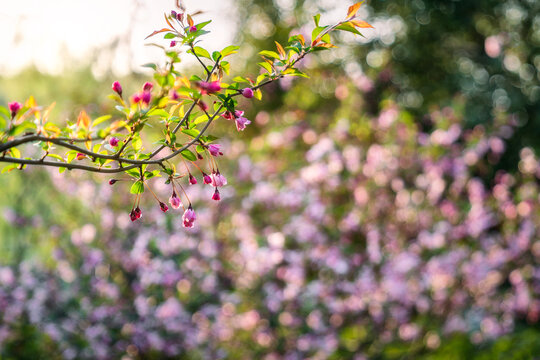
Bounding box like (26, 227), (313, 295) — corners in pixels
(147, 108), (170, 118)
(132, 135), (143, 151)
(142, 63), (157, 70)
(193, 114), (209, 125)
(47, 153), (65, 162)
(67, 150), (77, 163)
(283, 68), (310, 78)
(164, 32), (177, 39)
(182, 128), (200, 137)
(313, 14), (321, 27)
(212, 51), (221, 62)
(92, 115), (112, 127)
(220, 45), (239, 57)
(126, 168), (140, 178)
(258, 62), (273, 74)
(2, 164), (18, 174)
(190, 46), (211, 59)
(180, 149), (197, 161)
(336, 22), (362, 36)
(259, 50), (281, 59)
(130, 181), (145, 194)
(10, 147), (20, 158)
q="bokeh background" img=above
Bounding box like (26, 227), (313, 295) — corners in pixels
(1, 0), (539, 359)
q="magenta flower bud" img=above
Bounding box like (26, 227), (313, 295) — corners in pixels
(207, 144), (222, 157)
(142, 91), (152, 105)
(212, 188), (221, 201)
(211, 172), (227, 187)
(221, 111), (234, 120)
(182, 207), (196, 228)
(203, 173), (212, 185)
(171, 10), (177, 18)
(109, 137), (119, 147)
(129, 210), (138, 222)
(135, 207), (142, 219)
(159, 202), (169, 212)
(76, 153), (86, 160)
(109, 179), (117, 185)
(198, 101), (208, 112)
(169, 89), (179, 100)
(169, 191), (181, 209)
(235, 116), (251, 131)
(189, 174), (198, 185)
(197, 153), (204, 160)
(132, 93), (142, 104)
(170, 40), (177, 47)
(143, 82), (153, 92)
(8, 101), (22, 118)
(207, 81), (221, 93)
(177, 13), (184, 22)
(112, 81), (122, 96)
(241, 88), (254, 99)
(189, 25), (197, 32)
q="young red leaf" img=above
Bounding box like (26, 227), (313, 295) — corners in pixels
(347, 1), (364, 19)
(275, 41), (286, 58)
(350, 19), (374, 28)
(145, 28), (172, 40)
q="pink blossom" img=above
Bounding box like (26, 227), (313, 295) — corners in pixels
(142, 91), (152, 105)
(169, 192), (181, 209)
(8, 101), (22, 118)
(235, 116), (251, 131)
(197, 81), (221, 95)
(189, 25), (197, 32)
(211, 172), (227, 187)
(132, 93), (142, 104)
(182, 207), (196, 228)
(241, 88), (254, 98)
(221, 111), (234, 120)
(109, 137), (119, 147)
(212, 188), (221, 201)
(111, 81), (122, 96)
(170, 40), (177, 47)
(159, 202), (169, 212)
(142, 82), (153, 92)
(169, 89), (179, 100)
(207, 144), (223, 156)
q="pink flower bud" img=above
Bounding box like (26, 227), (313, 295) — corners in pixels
(169, 89), (179, 100)
(198, 101), (208, 112)
(234, 110), (244, 118)
(207, 81), (221, 93)
(203, 173), (212, 184)
(142, 91), (152, 105)
(76, 153), (86, 160)
(212, 188), (221, 201)
(177, 13), (184, 22)
(130, 207), (142, 221)
(241, 88), (254, 98)
(112, 81), (122, 96)
(221, 111), (234, 120)
(8, 101), (22, 118)
(143, 82), (153, 92)
(189, 25), (197, 33)
(211, 172), (227, 187)
(182, 207), (196, 228)
(207, 144), (223, 157)
(171, 10), (177, 18)
(109, 179), (117, 185)
(169, 192), (182, 209)
(189, 174), (197, 185)
(159, 202), (169, 212)
(109, 137), (119, 147)
(132, 93), (142, 104)
(170, 40), (177, 47)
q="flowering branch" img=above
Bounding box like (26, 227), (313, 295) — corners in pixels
(0, 3), (371, 225)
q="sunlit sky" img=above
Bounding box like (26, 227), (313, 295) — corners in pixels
(0, 0), (236, 77)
